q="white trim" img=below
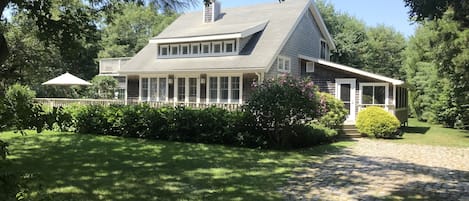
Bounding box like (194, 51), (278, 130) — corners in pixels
(359, 83), (389, 110)
(298, 55), (405, 85)
(159, 45), (169, 56)
(191, 43), (200, 55)
(180, 43), (190, 55)
(212, 41), (223, 54)
(319, 39), (329, 60)
(124, 75), (128, 105)
(393, 85), (396, 107)
(170, 44), (179, 56)
(224, 40), (236, 53)
(277, 55), (291, 73)
(149, 21), (268, 44)
(201, 42), (211, 55)
(306, 61), (315, 73)
(335, 78), (356, 122)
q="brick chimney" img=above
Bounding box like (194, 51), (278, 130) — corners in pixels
(203, 0), (221, 23)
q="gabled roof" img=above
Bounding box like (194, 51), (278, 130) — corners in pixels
(121, 0), (335, 74)
(298, 55), (405, 85)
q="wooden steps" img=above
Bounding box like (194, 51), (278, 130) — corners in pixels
(340, 124), (363, 138)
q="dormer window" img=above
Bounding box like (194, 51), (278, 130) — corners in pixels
(320, 40), (328, 60)
(181, 44), (189, 55)
(191, 43), (200, 54)
(159, 45), (169, 56)
(225, 40), (235, 53)
(202, 43), (211, 54)
(171, 45), (179, 55)
(212, 42), (222, 53)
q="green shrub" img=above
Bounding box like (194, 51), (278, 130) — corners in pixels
(316, 92), (348, 129)
(1, 84), (45, 133)
(285, 123), (338, 148)
(75, 105), (110, 134)
(356, 106), (401, 138)
(244, 75), (318, 148)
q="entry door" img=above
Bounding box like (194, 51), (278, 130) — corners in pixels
(335, 79), (356, 122)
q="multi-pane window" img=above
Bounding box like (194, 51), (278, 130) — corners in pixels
(213, 42), (222, 53)
(181, 44), (189, 55)
(159, 78), (167, 101)
(189, 78), (197, 102)
(320, 40), (328, 59)
(225, 40), (235, 53)
(158, 40), (237, 57)
(231, 77), (240, 101)
(361, 84), (387, 105)
(202, 43), (211, 54)
(209, 77), (218, 102)
(220, 77), (229, 102)
(177, 78), (186, 102)
(191, 43), (199, 54)
(277, 56), (291, 73)
(171, 45), (179, 55)
(141, 78), (149, 101)
(150, 78), (158, 101)
(159, 45), (169, 56)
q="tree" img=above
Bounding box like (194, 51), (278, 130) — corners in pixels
(99, 3), (178, 58)
(403, 10), (468, 128)
(0, 0), (207, 65)
(403, 0), (468, 26)
(87, 76), (118, 99)
(362, 25), (407, 79)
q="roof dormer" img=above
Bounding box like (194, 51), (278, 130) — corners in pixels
(203, 0), (221, 23)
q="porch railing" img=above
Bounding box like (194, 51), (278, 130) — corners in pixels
(34, 98), (243, 111)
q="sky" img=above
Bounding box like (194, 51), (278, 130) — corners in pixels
(188, 0), (417, 37)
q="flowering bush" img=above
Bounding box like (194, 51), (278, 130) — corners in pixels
(316, 92), (348, 129)
(244, 74), (319, 148)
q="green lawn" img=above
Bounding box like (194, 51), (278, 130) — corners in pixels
(0, 131), (352, 201)
(395, 118), (469, 147)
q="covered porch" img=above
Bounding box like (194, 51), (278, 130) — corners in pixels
(124, 72), (261, 106)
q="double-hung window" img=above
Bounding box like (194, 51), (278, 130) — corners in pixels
(191, 43), (200, 55)
(208, 76), (241, 103)
(224, 40), (235, 53)
(171, 45), (179, 56)
(201, 43), (211, 54)
(159, 45), (169, 56)
(212, 42), (222, 54)
(320, 40), (328, 60)
(181, 44), (189, 55)
(277, 56), (291, 73)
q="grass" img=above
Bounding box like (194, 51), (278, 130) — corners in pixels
(0, 131), (353, 201)
(394, 118), (469, 148)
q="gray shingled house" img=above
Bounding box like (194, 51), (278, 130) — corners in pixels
(99, 0), (408, 124)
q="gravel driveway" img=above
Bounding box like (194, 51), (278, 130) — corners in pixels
(282, 139), (469, 201)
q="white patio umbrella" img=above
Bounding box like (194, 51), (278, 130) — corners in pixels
(42, 72), (92, 86)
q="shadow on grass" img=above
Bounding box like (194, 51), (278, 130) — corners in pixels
(284, 148), (469, 201)
(403, 126), (431, 134)
(3, 133), (349, 201)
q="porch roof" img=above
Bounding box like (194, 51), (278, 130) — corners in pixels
(299, 55), (405, 86)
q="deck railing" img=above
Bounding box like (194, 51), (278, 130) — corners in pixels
(34, 98), (243, 111)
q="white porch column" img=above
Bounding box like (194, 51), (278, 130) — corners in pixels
(124, 75), (128, 105)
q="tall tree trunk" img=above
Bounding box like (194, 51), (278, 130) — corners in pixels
(0, 0), (10, 65)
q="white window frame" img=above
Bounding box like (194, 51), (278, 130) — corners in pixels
(306, 61), (315, 73)
(180, 44), (190, 56)
(174, 75), (200, 103)
(320, 39), (329, 60)
(170, 44), (179, 56)
(212, 41), (223, 54)
(159, 45), (169, 57)
(359, 82), (389, 106)
(139, 75), (169, 102)
(191, 43), (200, 55)
(201, 42), (211, 55)
(224, 40), (236, 53)
(277, 55), (291, 73)
(206, 73), (243, 104)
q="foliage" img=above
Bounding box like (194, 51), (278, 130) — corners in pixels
(286, 123), (338, 149)
(316, 92), (348, 129)
(244, 75), (318, 148)
(362, 25), (407, 79)
(99, 3), (178, 58)
(1, 84), (45, 134)
(403, 10), (469, 128)
(356, 106), (401, 138)
(87, 76), (119, 99)
(403, 0), (468, 27)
